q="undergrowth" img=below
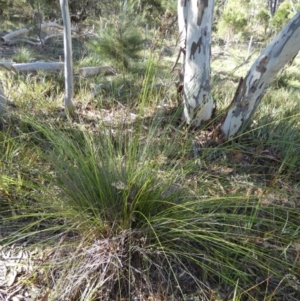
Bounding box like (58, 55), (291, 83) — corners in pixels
(0, 16), (300, 301)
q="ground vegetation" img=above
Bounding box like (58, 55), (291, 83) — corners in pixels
(0, 1), (300, 300)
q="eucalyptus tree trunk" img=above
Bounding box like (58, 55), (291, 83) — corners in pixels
(60, 0), (74, 114)
(178, 0), (215, 126)
(178, 1), (300, 142)
(0, 85), (7, 115)
(220, 11), (300, 139)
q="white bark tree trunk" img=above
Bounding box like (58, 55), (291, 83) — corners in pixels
(60, 0), (74, 114)
(0, 85), (7, 116)
(221, 10), (300, 139)
(179, 0), (215, 126)
(177, 0), (188, 50)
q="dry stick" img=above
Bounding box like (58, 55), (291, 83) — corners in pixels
(170, 47), (185, 73)
(245, 35), (253, 62)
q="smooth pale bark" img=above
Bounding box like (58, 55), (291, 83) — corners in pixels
(0, 61), (64, 73)
(179, 0), (215, 126)
(60, 0), (74, 114)
(0, 86), (7, 115)
(0, 62), (16, 72)
(177, 0), (188, 50)
(221, 11), (300, 139)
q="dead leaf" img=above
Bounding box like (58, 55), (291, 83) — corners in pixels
(230, 150), (243, 163)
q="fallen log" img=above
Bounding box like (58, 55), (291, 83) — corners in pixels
(0, 61), (64, 73)
(0, 61), (17, 72)
(14, 62), (64, 72)
(0, 61), (116, 76)
(79, 66), (116, 77)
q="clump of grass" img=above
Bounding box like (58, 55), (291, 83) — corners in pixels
(241, 86), (300, 182)
(2, 114), (297, 301)
(1, 25), (300, 301)
(0, 124), (46, 239)
(5, 71), (65, 114)
(77, 53), (103, 68)
(11, 46), (35, 63)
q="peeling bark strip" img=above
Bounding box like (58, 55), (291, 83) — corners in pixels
(181, 0), (214, 126)
(221, 10), (300, 139)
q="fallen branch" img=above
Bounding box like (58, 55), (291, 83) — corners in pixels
(0, 61), (117, 76)
(79, 66), (116, 77)
(0, 61), (64, 73)
(4, 38), (45, 46)
(1, 22), (78, 44)
(0, 62), (17, 72)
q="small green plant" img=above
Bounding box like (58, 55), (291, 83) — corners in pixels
(256, 8), (270, 34)
(11, 46), (35, 63)
(222, 11), (247, 32)
(77, 53), (103, 68)
(217, 0), (248, 41)
(88, 9), (144, 70)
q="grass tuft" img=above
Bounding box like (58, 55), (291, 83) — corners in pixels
(11, 46), (35, 63)
(1, 113), (297, 300)
(0, 17), (300, 301)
